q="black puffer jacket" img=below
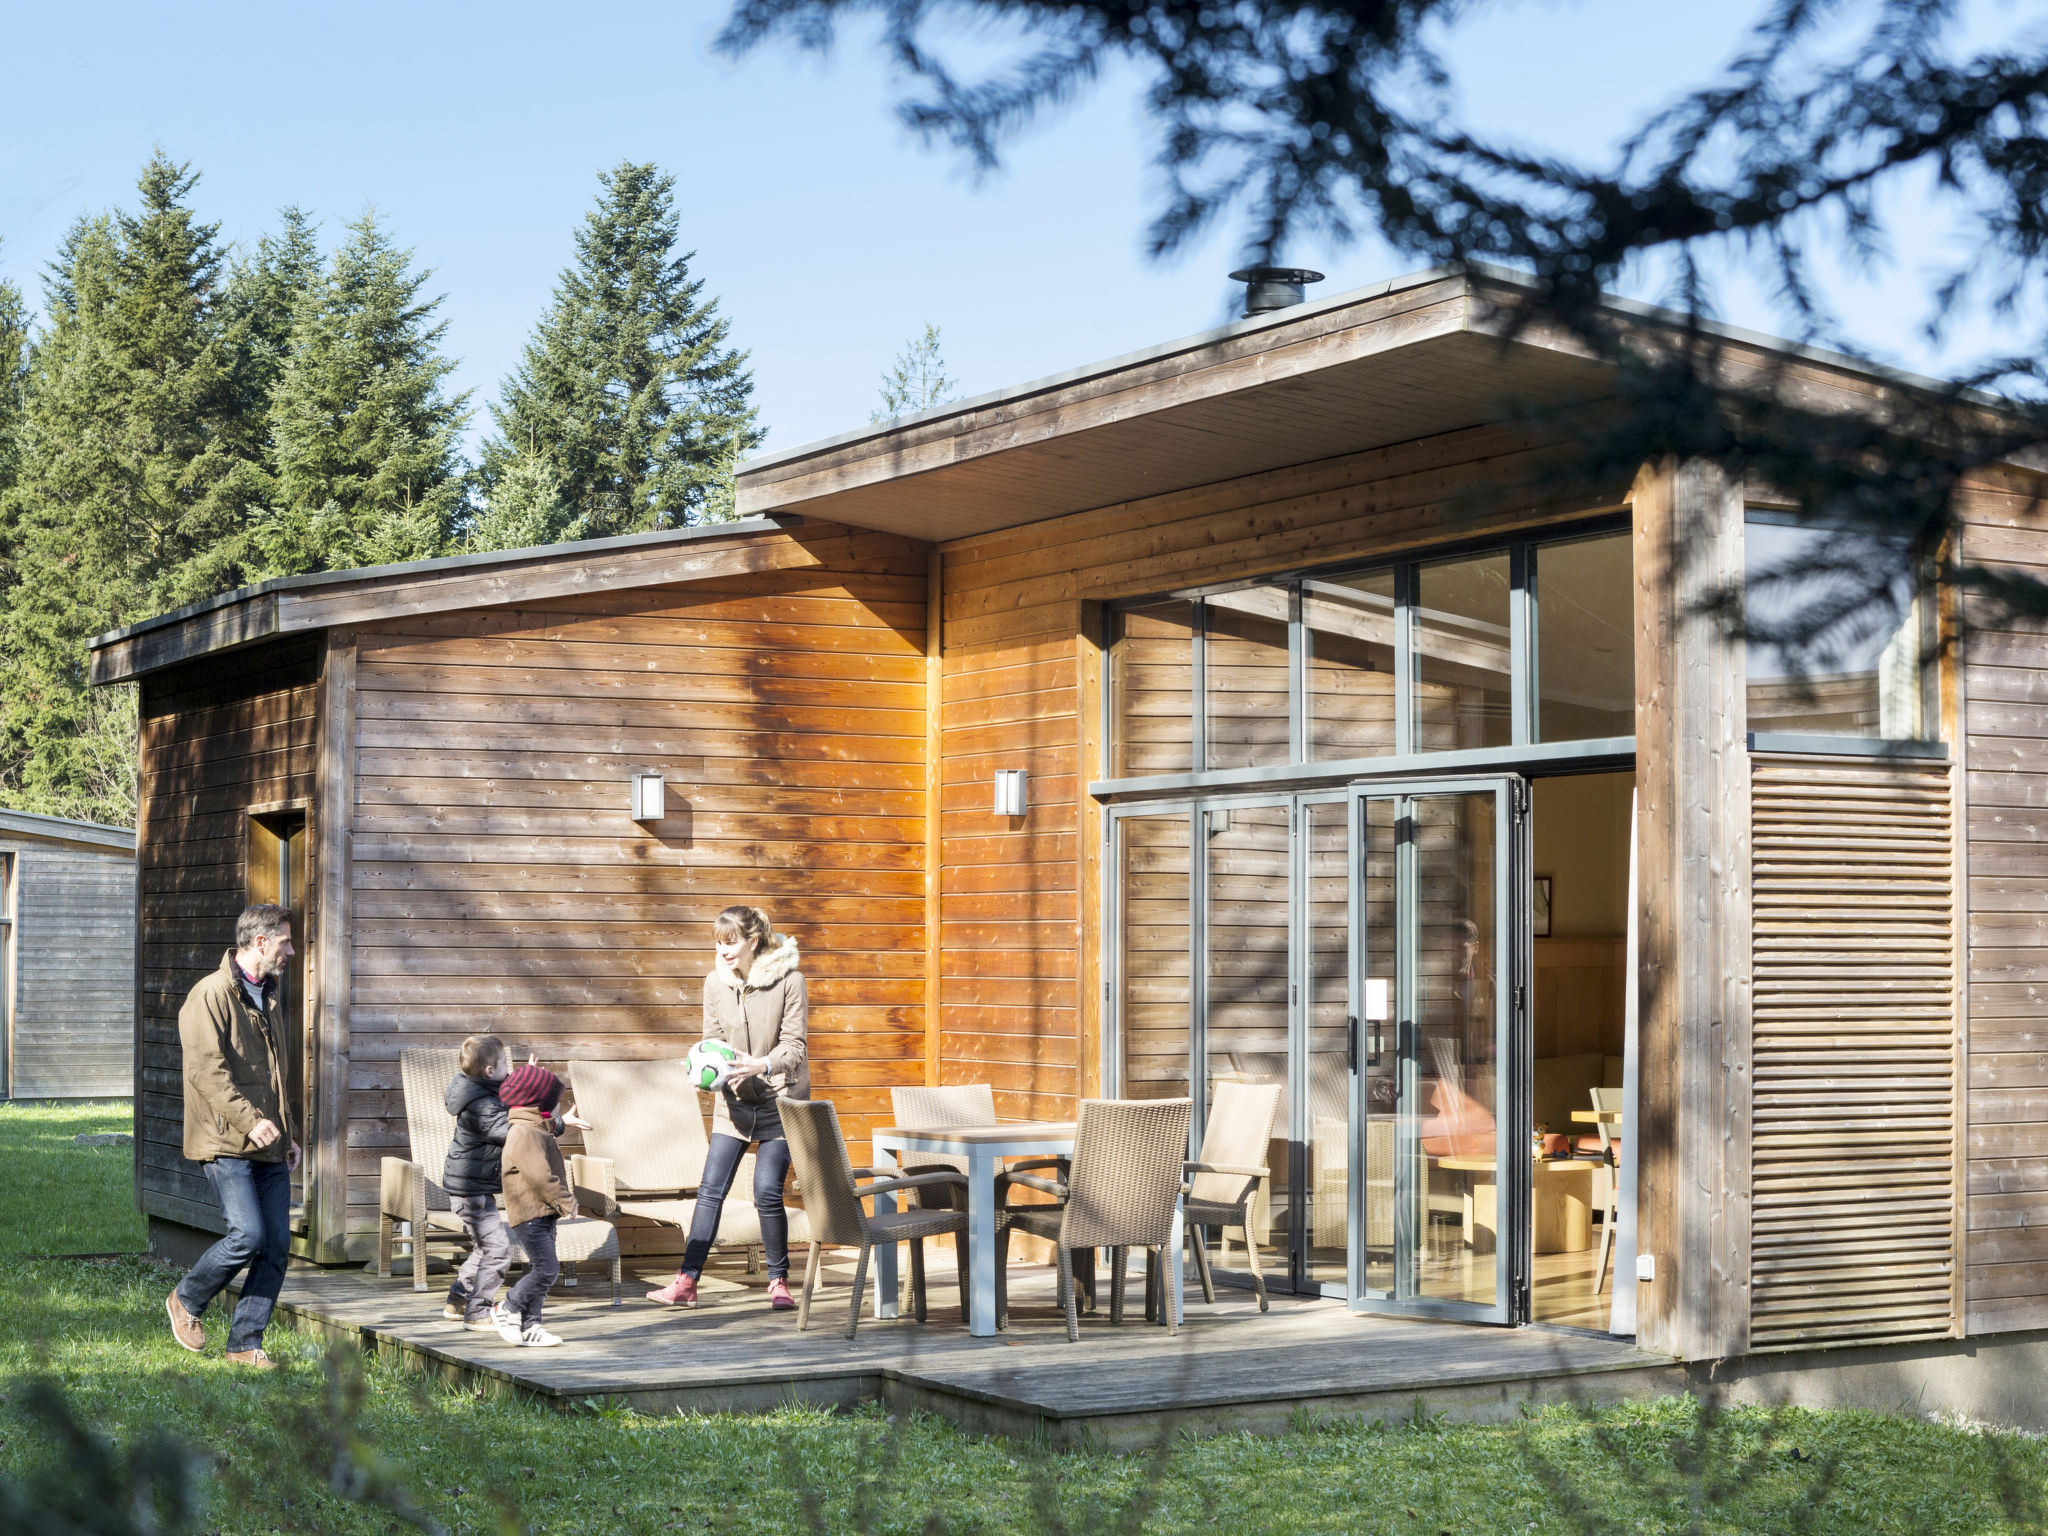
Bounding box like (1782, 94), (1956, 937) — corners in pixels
(442, 1073), (510, 1196)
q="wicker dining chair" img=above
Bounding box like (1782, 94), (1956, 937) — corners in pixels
(996, 1098), (1193, 1341)
(887, 1083), (994, 1209)
(1589, 1085), (1625, 1294)
(1182, 1080), (1283, 1313)
(779, 1097), (975, 1339)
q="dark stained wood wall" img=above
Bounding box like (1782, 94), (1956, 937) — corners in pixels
(1959, 471), (2048, 1333)
(341, 528), (930, 1255)
(136, 639), (321, 1235)
(935, 417), (1622, 1122)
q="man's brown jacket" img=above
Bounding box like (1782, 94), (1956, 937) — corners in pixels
(179, 949), (294, 1163)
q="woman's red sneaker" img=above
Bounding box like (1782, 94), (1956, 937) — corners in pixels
(766, 1277), (796, 1311)
(645, 1272), (698, 1307)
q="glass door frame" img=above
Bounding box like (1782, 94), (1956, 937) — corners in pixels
(1347, 774), (1531, 1326)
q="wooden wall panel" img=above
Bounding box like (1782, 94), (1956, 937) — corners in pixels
(343, 533), (929, 1253)
(136, 640), (321, 1235)
(1961, 479), (2048, 1332)
(1748, 755), (1960, 1349)
(4, 837), (135, 1098)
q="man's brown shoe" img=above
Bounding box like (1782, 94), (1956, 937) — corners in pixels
(165, 1293), (204, 1353)
(224, 1348), (276, 1370)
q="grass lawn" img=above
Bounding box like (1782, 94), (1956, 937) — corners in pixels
(3, 1100), (2046, 1536)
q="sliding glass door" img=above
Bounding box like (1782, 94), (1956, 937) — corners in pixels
(1351, 778), (1526, 1324)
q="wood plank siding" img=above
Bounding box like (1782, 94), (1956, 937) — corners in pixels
(2, 829), (135, 1099)
(136, 639), (321, 1235)
(1960, 474), (2048, 1333)
(340, 527), (930, 1255)
(935, 417), (1629, 1124)
(1748, 754), (1961, 1348)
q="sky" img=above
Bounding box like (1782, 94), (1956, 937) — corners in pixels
(0, 2), (2016, 462)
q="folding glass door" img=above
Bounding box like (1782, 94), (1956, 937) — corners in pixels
(1350, 778), (1525, 1323)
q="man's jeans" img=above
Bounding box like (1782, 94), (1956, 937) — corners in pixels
(175, 1156), (292, 1353)
(445, 1195), (514, 1320)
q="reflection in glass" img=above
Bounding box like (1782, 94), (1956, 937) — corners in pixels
(1536, 532), (1634, 741)
(1409, 793), (1497, 1308)
(1112, 601), (1196, 776)
(1119, 814), (1191, 1101)
(1744, 515), (1931, 739)
(1305, 801), (1351, 1288)
(1204, 590), (1291, 770)
(1307, 571), (1398, 760)
(1414, 554), (1512, 751)
(1202, 803), (1291, 1287)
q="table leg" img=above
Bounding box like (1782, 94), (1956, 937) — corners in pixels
(968, 1148), (997, 1336)
(872, 1147), (899, 1320)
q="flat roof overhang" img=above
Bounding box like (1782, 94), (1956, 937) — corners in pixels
(735, 270), (1619, 541)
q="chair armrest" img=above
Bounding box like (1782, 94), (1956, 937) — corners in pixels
(855, 1171), (969, 1200)
(1003, 1171), (1066, 1199)
(1185, 1161), (1269, 1179)
(569, 1154), (618, 1211)
(998, 1157), (1068, 1176)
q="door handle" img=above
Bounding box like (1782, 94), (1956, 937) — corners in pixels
(1347, 1015), (1358, 1074)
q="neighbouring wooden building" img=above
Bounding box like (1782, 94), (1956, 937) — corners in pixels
(93, 266), (2048, 1379)
(0, 809), (136, 1100)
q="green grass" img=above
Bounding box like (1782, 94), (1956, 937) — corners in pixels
(3, 1101), (2046, 1535)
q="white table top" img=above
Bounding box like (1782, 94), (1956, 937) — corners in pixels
(872, 1120), (1077, 1151)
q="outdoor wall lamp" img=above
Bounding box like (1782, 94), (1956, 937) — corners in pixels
(630, 772), (666, 824)
(992, 769), (1028, 818)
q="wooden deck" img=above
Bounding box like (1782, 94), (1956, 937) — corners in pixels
(265, 1253), (1683, 1446)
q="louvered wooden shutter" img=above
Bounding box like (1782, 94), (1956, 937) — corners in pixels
(1749, 754), (1961, 1348)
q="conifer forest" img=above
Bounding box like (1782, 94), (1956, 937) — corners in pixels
(0, 153), (762, 827)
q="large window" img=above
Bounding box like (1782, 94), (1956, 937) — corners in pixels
(1108, 523), (1634, 778)
(1744, 514), (1935, 743)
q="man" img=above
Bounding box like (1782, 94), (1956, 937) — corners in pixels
(163, 902), (301, 1369)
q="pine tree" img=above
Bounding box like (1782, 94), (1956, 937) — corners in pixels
(0, 155), (268, 823)
(872, 322), (955, 421)
(226, 207), (322, 407)
(252, 212), (470, 574)
(464, 433), (575, 552)
(0, 249), (28, 498)
(479, 161), (761, 538)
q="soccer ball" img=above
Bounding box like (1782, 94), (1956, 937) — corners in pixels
(684, 1038), (740, 1092)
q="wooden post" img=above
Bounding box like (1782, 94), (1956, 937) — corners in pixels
(311, 633), (357, 1264)
(1631, 458), (1752, 1360)
(1078, 602), (1106, 1100)
(925, 548), (944, 1088)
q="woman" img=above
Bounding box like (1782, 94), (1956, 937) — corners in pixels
(646, 905), (809, 1311)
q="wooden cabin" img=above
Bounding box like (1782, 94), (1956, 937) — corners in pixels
(93, 267), (2048, 1378)
(0, 809), (135, 1100)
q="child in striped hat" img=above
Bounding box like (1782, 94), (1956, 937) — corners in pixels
(494, 1064), (577, 1347)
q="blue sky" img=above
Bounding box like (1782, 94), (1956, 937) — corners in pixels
(0, 2), (2006, 459)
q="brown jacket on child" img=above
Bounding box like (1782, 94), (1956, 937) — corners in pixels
(501, 1106), (577, 1227)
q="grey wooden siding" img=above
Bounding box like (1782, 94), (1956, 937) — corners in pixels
(4, 837), (135, 1098)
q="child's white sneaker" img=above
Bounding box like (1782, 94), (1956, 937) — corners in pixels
(516, 1323), (563, 1348)
(492, 1305), (523, 1345)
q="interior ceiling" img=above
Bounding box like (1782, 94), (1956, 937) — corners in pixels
(743, 329), (1616, 544)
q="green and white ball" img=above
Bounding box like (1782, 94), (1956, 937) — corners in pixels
(685, 1038), (740, 1092)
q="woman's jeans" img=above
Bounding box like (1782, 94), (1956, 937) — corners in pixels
(174, 1156), (292, 1353)
(682, 1133), (791, 1281)
(506, 1216), (559, 1328)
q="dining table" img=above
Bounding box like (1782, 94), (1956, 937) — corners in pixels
(867, 1119), (1092, 1337)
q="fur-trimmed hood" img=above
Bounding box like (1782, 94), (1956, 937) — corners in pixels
(706, 933), (801, 994)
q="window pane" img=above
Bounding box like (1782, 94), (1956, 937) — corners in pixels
(1745, 516), (1930, 739)
(1306, 801), (1351, 1288)
(1112, 601), (1195, 776)
(1120, 813), (1191, 1101)
(1307, 571), (1397, 760)
(1414, 552), (1512, 751)
(1204, 589), (1291, 770)
(1536, 532), (1634, 741)
(1203, 803), (1291, 1287)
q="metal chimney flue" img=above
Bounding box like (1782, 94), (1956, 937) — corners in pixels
(1230, 265), (1325, 317)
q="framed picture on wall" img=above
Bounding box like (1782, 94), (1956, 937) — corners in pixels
(1533, 876), (1553, 938)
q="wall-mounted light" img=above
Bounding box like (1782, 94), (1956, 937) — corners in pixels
(1207, 807), (1231, 836)
(992, 769), (1028, 818)
(1364, 976), (1391, 1065)
(630, 772), (666, 824)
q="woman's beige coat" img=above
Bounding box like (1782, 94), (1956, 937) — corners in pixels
(701, 934), (809, 1141)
